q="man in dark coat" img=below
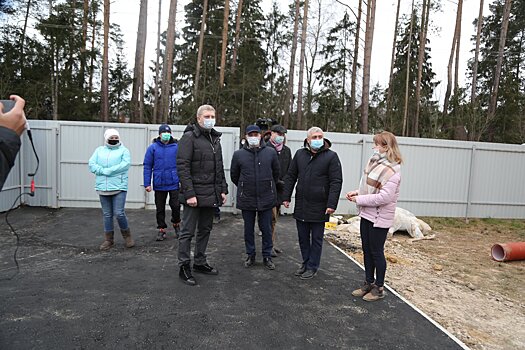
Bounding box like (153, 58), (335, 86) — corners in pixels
(176, 105), (228, 286)
(283, 127), (343, 279)
(0, 96), (26, 190)
(265, 124), (292, 256)
(231, 125), (280, 270)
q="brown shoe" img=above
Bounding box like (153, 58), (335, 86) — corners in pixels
(363, 285), (385, 302)
(121, 228), (135, 248)
(351, 281), (373, 297)
(100, 232), (114, 251)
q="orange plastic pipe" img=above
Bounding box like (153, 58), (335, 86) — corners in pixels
(491, 242), (525, 262)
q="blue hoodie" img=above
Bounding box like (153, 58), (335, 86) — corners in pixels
(143, 137), (180, 191)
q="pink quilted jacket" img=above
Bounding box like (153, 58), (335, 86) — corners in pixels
(355, 172), (401, 229)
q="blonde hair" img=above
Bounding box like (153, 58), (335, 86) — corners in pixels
(373, 131), (403, 164)
(196, 104), (215, 117)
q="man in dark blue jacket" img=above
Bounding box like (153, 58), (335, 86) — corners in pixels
(283, 127), (343, 279)
(231, 125), (280, 270)
(143, 124), (181, 241)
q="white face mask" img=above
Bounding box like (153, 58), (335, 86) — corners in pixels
(247, 136), (260, 147)
(203, 118), (216, 129)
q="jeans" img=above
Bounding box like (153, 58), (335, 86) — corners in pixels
(99, 191), (129, 233)
(360, 217), (389, 287)
(242, 209), (273, 258)
(178, 206), (214, 266)
(296, 220), (325, 271)
(154, 190), (181, 228)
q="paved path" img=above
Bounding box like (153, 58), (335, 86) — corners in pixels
(0, 207), (464, 349)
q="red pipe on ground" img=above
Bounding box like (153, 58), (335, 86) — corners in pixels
(491, 242), (525, 262)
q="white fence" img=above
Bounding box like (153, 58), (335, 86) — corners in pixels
(1, 120), (525, 219)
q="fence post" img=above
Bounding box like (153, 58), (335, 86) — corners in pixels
(465, 145), (476, 223)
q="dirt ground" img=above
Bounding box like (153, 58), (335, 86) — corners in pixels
(325, 217), (525, 350)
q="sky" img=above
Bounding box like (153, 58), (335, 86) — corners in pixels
(110, 0), (491, 103)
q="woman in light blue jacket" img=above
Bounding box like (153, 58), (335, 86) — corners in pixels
(89, 128), (135, 251)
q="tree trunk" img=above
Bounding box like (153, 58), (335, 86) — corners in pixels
(305, 0), (322, 123)
(413, 0), (430, 137)
(486, 0), (513, 129)
(131, 0), (148, 123)
(79, 0), (89, 89)
(471, 0), (484, 104)
(443, 0), (461, 118)
(350, 0), (363, 132)
(231, 0), (243, 74)
(284, 0), (300, 129)
(386, 0), (401, 129)
(101, 0), (110, 122)
(402, 0), (415, 136)
(219, 0), (230, 88)
(153, 0), (162, 124)
(453, 0), (463, 95)
(296, 0), (308, 130)
(194, 0), (209, 98)
(19, 0), (32, 76)
(88, 0), (97, 99)
(360, 0), (376, 134)
(160, 0), (178, 122)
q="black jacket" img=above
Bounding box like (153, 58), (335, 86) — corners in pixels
(266, 141), (292, 203)
(177, 123), (228, 207)
(283, 138), (343, 222)
(231, 142), (280, 211)
(0, 126), (21, 190)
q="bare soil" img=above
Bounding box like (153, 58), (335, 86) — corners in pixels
(326, 217), (525, 350)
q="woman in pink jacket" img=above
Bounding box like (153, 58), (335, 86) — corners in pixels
(346, 131), (403, 302)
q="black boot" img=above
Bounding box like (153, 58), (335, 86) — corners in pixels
(179, 264), (196, 286)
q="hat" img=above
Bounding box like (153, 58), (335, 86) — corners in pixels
(159, 124), (171, 134)
(245, 125), (261, 134)
(104, 128), (120, 141)
(271, 124), (287, 134)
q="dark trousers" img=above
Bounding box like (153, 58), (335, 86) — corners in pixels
(360, 217), (389, 287)
(178, 206), (214, 266)
(242, 209), (273, 258)
(154, 190), (181, 229)
(296, 220), (325, 271)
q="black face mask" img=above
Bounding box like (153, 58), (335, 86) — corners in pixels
(107, 139), (119, 145)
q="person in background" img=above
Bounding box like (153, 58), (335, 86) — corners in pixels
(0, 95), (27, 190)
(347, 131), (402, 302)
(176, 105), (228, 286)
(265, 124), (292, 257)
(231, 125), (280, 270)
(143, 124), (181, 241)
(283, 127), (342, 279)
(88, 129), (135, 251)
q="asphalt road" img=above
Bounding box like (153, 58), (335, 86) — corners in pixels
(0, 207), (463, 349)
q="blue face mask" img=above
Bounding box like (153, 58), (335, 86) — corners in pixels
(203, 118), (216, 129)
(161, 133), (171, 142)
(310, 138), (324, 150)
(274, 136), (285, 144)
(247, 136), (260, 147)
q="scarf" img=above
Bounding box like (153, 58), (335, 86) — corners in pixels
(270, 138), (283, 152)
(358, 154), (398, 195)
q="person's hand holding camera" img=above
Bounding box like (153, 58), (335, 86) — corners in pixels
(0, 95), (26, 136)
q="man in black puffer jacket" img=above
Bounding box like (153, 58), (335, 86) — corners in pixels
(283, 127), (343, 280)
(231, 125), (280, 270)
(176, 104), (228, 286)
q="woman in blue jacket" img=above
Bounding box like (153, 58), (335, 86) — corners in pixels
(88, 128), (134, 251)
(143, 124), (181, 241)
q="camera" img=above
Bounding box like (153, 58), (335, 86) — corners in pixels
(0, 99), (16, 113)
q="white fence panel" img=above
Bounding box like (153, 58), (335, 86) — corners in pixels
(2, 120), (525, 219)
